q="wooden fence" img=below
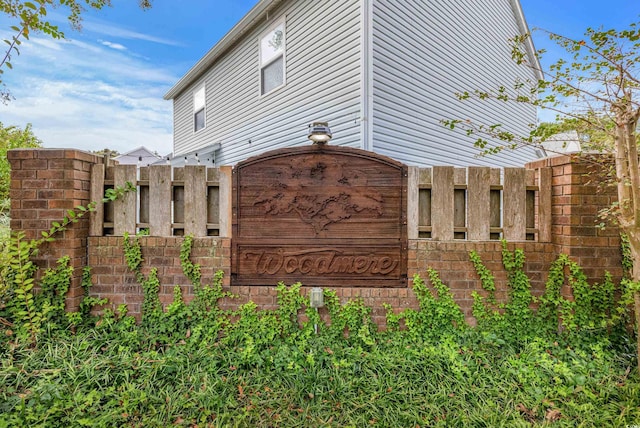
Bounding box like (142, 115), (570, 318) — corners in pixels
(407, 166), (550, 242)
(89, 164), (232, 237)
(89, 164), (550, 242)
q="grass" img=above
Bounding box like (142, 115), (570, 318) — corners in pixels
(0, 327), (638, 427)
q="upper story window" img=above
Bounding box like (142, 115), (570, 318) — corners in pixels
(194, 85), (206, 132)
(260, 20), (285, 95)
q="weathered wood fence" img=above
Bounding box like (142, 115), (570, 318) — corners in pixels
(89, 164), (550, 242)
(89, 164), (232, 237)
(407, 166), (551, 242)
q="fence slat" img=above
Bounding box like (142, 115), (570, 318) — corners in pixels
(503, 167), (527, 241)
(184, 165), (207, 237)
(89, 163), (105, 237)
(419, 168), (432, 186)
(467, 167), (491, 240)
(489, 168), (502, 235)
(407, 167), (419, 240)
(431, 166), (454, 240)
(219, 166), (233, 238)
(454, 168), (466, 186)
(139, 167), (149, 226)
(207, 168), (220, 233)
(538, 167), (552, 242)
(114, 165), (137, 236)
(149, 165), (172, 236)
(418, 189), (431, 228)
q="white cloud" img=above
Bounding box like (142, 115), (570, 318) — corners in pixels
(0, 32), (177, 155)
(99, 39), (127, 51)
(1, 77), (173, 155)
(83, 19), (183, 47)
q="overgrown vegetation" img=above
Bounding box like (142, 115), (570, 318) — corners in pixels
(444, 20), (640, 375)
(0, 229), (638, 426)
(0, 182), (134, 345)
(0, 121), (41, 241)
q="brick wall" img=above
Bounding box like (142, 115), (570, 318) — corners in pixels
(408, 240), (557, 324)
(87, 236), (231, 315)
(8, 149), (624, 326)
(527, 155), (622, 285)
(86, 237), (555, 325)
(8, 149), (101, 310)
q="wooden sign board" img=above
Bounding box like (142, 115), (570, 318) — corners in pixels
(232, 145), (408, 287)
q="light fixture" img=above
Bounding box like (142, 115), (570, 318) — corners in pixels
(309, 287), (324, 335)
(307, 121), (332, 144)
(309, 287), (324, 308)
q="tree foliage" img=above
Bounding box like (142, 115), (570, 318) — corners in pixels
(0, 122), (41, 203)
(444, 22), (640, 374)
(0, 0), (153, 100)
(93, 148), (120, 158)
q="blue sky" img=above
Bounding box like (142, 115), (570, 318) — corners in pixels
(0, 0), (637, 155)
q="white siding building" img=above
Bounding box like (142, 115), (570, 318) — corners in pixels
(164, 0), (542, 167)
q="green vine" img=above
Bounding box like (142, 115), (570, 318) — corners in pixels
(78, 266), (107, 321)
(322, 289), (376, 347)
(469, 242), (536, 341)
(4, 231), (39, 343)
(620, 233), (633, 278)
(538, 254), (624, 333)
(501, 241), (534, 335)
(0, 182), (135, 345)
(122, 233), (234, 345)
(122, 232), (143, 278)
(469, 242), (628, 343)
(180, 235), (201, 289)
(469, 250), (496, 302)
(397, 272), (466, 342)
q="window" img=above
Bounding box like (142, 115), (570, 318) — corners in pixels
(260, 21), (285, 95)
(194, 85), (206, 132)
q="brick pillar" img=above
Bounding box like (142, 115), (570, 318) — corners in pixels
(527, 154), (622, 283)
(8, 148), (101, 311)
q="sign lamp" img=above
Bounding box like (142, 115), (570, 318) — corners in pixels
(308, 121), (332, 144)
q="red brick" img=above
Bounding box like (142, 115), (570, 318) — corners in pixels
(38, 189), (65, 199)
(37, 149), (67, 159)
(38, 209), (65, 219)
(7, 149), (36, 160)
(22, 159), (48, 170)
(49, 199), (75, 209)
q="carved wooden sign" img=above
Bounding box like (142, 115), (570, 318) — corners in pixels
(232, 145), (408, 287)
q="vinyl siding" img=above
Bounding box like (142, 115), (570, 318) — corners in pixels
(371, 0), (540, 167)
(172, 0), (363, 166)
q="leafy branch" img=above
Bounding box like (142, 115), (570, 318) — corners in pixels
(445, 20), (640, 374)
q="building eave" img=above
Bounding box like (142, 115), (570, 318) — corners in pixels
(510, 0), (544, 81)
(164, 0), (284, 101)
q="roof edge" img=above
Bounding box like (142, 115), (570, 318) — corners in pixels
(510, 0), (544, 81)
(164, 0), (281, 101)
(114, 145), (160, 158)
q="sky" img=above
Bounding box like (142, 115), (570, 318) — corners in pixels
(0, 0), (638, 156)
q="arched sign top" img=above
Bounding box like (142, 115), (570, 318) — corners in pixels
(237, 144), (407, 170)
(232, 145), (408, 288)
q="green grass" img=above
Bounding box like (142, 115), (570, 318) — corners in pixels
(0, 328), (638, 427)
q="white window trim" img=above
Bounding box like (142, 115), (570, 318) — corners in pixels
(259, 18), (286, 97)
(193, 84), (206, 133)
